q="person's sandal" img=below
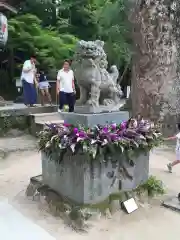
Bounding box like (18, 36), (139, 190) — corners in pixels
(167, 163), (172, 173)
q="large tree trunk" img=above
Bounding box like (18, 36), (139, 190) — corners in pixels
(130, 0), (179, 127)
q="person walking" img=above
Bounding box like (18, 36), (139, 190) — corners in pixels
(164, 123), (180, 173)
(37, 69), (52, 106)
(56, 60), (76, 112)
(21, 55), (37, 107)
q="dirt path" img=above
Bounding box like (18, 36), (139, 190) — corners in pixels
(0, 137), (180, 239)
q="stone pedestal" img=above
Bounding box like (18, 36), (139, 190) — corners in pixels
(42, 151), (149, 204)
(43, 108), (150, 205)
(60, 111), (129, 127)
(74, 104), (124, 114)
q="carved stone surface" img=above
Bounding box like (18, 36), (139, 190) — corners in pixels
(74, 101), (125, 114)
(42, 151), (149, 204)
(72, 40), (123, 110)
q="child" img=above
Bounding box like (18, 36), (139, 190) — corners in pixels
(164, 123), (180, 173)
(38, 69), (52, 106)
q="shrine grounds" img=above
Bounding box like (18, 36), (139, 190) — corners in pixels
(0, 134), (180, 240)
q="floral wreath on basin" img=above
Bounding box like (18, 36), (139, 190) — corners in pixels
(38, 117), (163, 164)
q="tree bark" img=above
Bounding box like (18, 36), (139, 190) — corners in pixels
(130, 0), (178, 123)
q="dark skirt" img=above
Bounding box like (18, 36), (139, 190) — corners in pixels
(22, 79), (37, 105)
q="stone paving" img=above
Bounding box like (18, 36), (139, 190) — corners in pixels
(0, 135), (37, 154)
(0, 103), (28, 111)
(0, 136), (180, 239)
(0, 199), (55, 240)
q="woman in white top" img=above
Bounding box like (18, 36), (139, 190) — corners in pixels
(164, 123), (180, 173)
(21, 56), (37, 107)
(56, 60), (76, 112)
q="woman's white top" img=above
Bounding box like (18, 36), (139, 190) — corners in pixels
(21, 60), (35, 84)
(57, 69), (74, 93)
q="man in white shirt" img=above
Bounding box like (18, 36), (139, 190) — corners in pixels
(21, 56), (37, 107)
(56, 60), (76, 112)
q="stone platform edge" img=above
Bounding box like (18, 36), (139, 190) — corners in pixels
(0, 105), (58, 117)
(60, 111), (129, 127)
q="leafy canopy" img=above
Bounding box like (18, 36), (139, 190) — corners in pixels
(8, 14), (78, 77)
(6, 0), (132, 77)
(96, 0), (132, 68)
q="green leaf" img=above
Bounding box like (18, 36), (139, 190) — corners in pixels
(45, 141), (51, 148)
(118, 143), (124, 153)
(83, 143), (88, 153)
(8, 13), (78, 73)
(70, 144), (76, 153)
(90, 145), (97, 159)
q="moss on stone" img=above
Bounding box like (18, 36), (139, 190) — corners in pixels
(0, 115), (29, 136)
(26, 175), (165, 231)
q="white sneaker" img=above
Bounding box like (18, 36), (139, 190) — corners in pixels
(58, 109), (61, 113)
(167, 163), (172, 173)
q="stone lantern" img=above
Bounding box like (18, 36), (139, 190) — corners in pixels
(0, 2), (17, 46)
(0, 2), (17, 104)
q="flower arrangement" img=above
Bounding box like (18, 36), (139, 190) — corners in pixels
(38, 117), (163, 163)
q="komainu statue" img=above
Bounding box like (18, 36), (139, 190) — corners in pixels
(72, 40), (123, 108)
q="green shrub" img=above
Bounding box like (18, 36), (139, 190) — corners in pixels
(136, 175), (165, 197)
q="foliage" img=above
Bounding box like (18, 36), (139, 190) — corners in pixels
(8, 14), (78, 77)
(18, 0), (57, 26)
(14, 0), (131, 69)
(0, 115), (28, 136)
(4, 0), (132, 90)
(136, 175), (165, 197)
(38, 117), (163, 162)
(92, 0), (131, 69)
(57, 0), (99, 40)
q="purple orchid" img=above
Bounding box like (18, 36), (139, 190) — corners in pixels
(76, 131), (87, 138)
(73, 128), (78, 134)
(63, 123), (72, 127)
(110, 133), (118, 141)
(120, 121), (127, 130)
(111, 123), (117, 130)
(39, 117), (162, 156)
(103, 127), (109, 133)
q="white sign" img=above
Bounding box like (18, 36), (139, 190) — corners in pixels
(0, 13), (8, 46)
(15, 78), (22, 88)
(123, 198), (138, 214)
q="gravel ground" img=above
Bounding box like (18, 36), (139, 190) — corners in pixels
(0, 136), (180, 240)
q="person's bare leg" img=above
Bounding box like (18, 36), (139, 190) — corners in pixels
(172, 160), (180, 166)
(40, 89), (45, 106)
(44, 88), (52, 105)
(167, 160), (180, 173)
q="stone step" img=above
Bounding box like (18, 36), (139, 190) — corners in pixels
(30, 112), (62, 123)
(35, 120), (64, 136)
(0, 104), (58, 117)
(29, 112), (64, 136)
(36, 119), (64, 125)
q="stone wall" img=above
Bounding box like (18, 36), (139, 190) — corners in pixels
(0, 115), (28, 136)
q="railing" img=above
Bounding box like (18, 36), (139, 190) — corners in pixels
(15, 78), (57, 104)
(0, 2), (17, 13)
